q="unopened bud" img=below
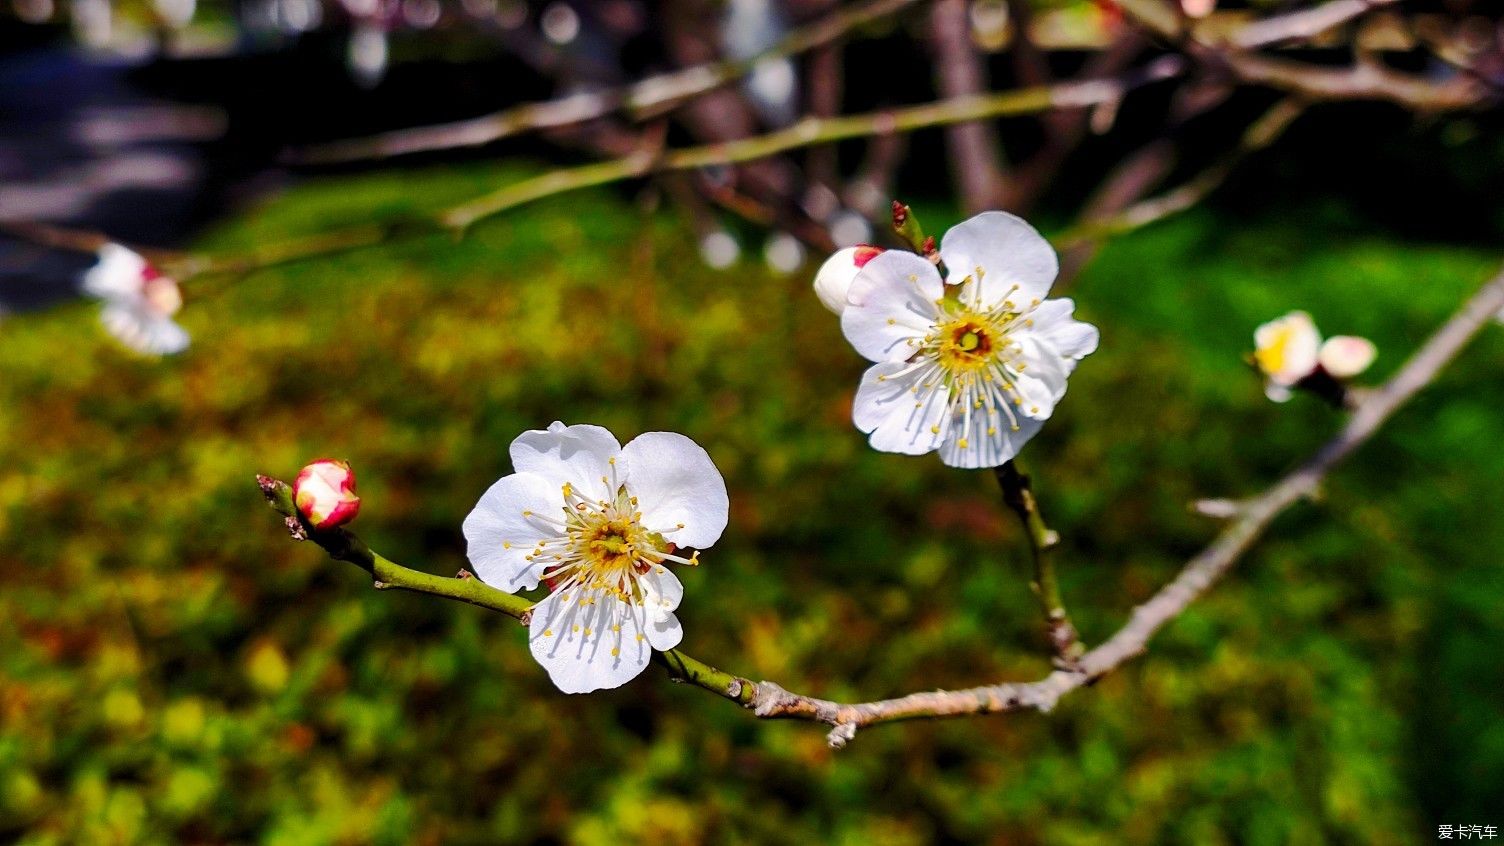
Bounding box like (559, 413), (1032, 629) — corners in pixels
(293, 459), (360, 530)
(1318, 335), (1376, 379)
(813, 245), (883, 315)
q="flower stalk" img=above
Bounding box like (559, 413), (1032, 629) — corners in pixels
(994, 461), (1083, 667)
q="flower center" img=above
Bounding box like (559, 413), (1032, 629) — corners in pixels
(941, 320), (995, 367)
(517, 459), (700, 606)
(1254, 324), (1297, 376)
(879, 283), (1044, 451)
(579, 516), (649, 576)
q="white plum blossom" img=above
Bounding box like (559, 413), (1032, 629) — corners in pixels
(838, 211), (1098, 469)
(1254, 311), (1375, 401)
(82, 243), (190, 355)
(463, 422), (729, 694)
(1253, 310), (1320, 402)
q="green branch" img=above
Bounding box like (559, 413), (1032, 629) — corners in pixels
(994, 461), (1083, 665)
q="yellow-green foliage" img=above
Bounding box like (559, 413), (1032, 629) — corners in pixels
(2, 164), (1502, 843)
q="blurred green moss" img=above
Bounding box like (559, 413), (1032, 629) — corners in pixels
(1, 162), (1501, 843)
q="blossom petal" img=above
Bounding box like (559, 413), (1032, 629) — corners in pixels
(941, 211), (1058, 307)
(82, 244), (148, 300)
(639, 567), (685, 651)
(1010, 335), (1071, 415)
(841, 250), (943, 363)
(462, 471), (561, 592)
(1022, 298), (1099, 362)
(528, 587), (652, 693)
(1318, 335), (1376, 379)
(509, 421), (622, 502)
(100, 302), (190, 355)
(1254, 311), (1320, 386)
(939, 408), (1045, 469)
(852, 360), (950, 456)
(812, 246), (882, 315)
(620, 432), (728, 550)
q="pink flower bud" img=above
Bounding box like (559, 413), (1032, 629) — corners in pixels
(813, 245), (883, 315)
(293, 459), (360, 530)
(1318, 335), (1376, 380)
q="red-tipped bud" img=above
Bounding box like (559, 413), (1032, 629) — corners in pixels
(813, 245), (884, 315)
(293, 459), (360, 530)
(891, 200), (909, 229)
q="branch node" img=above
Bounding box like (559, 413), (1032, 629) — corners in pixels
(751, 681), (801, 717)
(372, 580), (391, 590)
(284, 516), (307, 542)
(456, 569), (474, 580)
(827, 722), (858, 748)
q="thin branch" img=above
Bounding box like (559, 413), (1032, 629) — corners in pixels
(928, 0), (1010, 212)
(1114, 0), (1489, 110)
(1054, 97), (1306, 264)
(149, 65), (1178, 283)
(290, 0), (922, 165)
(750, 262), (1504, 746)
(1222, 52), (1487, 111)
(254, 475), (757, 705)
(441, 59), (1187, 231)
(995, 461), (1082, 665)
(1231, 0), (1398, 50)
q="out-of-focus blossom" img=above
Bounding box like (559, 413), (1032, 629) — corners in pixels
(463, 422), (728, 693)
(839, 212), (1098, 468)
(829, 209), (873, 249)
(763, 232), (805, 274)
(699, 230), (740, 270)
(812, 245), (882, 315)
(722, 0), (797, 126)
(82, 243), (190, 355)
(1318, 336), (1377, 380)
(347, 23), (389, 88)
(1254, 311), (1375, 401)
(1253, 311), (1321, 402)
(293, 459), (361, 530)
(540, 1), (579, 44)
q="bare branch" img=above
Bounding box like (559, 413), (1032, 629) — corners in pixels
(928, 0), (1010, 212)
(441, 60), (1187, 231)
(289, 0), (922, 165)
(749, 263), (1504, 746)
(1232, 0), (1399, 50)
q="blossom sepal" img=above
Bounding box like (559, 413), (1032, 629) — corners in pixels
(293, 459), (361, 530)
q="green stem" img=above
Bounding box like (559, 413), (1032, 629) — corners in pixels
(257, 475), (756, 705)
(993, 461), (1083, 666)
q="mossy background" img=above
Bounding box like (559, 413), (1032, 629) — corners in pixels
(3, 141), (1503, 843)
